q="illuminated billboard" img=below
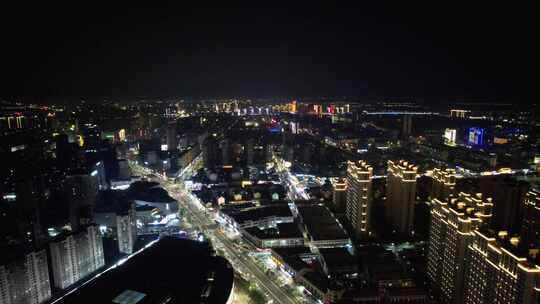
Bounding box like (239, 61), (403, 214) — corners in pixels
(444, 128), (456, 145)
(493, 137), (508, 144)
(468, 127), (484, 145)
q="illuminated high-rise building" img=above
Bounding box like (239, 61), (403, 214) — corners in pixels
(386, 160), (417, 235)
(427, 192), (493, 304)
(49, 225), (104, 289)
(117, 203), (137, 255)
(430, 168), (456, 200)
(464, 230), (540, 304)
(0, 249), (51, 304)
(333, 178), (347, 212)
(521, 189), (540, 250)
(346, 160), (373, 238)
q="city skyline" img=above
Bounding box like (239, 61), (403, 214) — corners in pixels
(0, 3), (538, 304)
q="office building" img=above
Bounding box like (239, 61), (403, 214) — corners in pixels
(427, 192), (493, 304)
(49, 225), (105, 289)
(430, 168), (456, 201)
(346, 160), (373, 238)
(0, 249), (51, 304)
(386, 160), (418, 235)
(464, 230), (540, 304)
(521, 189), (540, 250)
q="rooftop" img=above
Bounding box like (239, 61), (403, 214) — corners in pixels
(56, 237), (233, 304)
(271, 246), (312, 258)
(227, 205), (292, 225)
(244, 222), (303, 240)
(95, 190), (133, 214)
(297, 205), (349, 241)
(128, 182), (176, 203)
(319, 247), (357, 271)
(298, 269), (328, 293)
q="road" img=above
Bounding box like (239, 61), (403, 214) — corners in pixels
(133, 160), (299, 304)
(272, 154), (310, 201)
(172, 184), (297, 304)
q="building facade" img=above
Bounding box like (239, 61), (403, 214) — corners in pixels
(332, 178), (347, 212)
(0, 249), (51, 304)
(427, 192), (493, 304)
(166, 122), (177, 151)
(521, 189), (540, 251)
(386, 160), (418, 236)
(430, 168), (456, 201)
(402, 115), (412, 137)
(464, 230), (540, 304)
(346, 160), (373, 238)
(116, 203), (137, 254)
(49, 225), (105, 289)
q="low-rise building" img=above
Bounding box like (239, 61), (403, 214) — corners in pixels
(270, 247), (317, 278)
(242, 223), (304, 248)
(297, 205), (351, 248)
(318, 247), (358, 278)
(220, 205), (294, 230)
(295, 268), (328, 302)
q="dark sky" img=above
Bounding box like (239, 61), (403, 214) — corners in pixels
(0, 2), (533, 102)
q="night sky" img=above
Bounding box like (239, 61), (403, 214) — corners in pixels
(0, 2), (532, 101)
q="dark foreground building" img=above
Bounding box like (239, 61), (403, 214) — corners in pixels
(55, 237), (234, 304)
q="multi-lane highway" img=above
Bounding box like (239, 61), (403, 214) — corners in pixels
(134, 159), (299, 304)
(272, 154), (310, 201)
